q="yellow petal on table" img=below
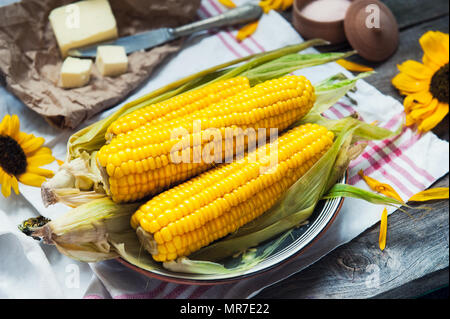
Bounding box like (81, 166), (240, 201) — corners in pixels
(392, 72), (429, 94)
(408, 187), (449, 202)
(56, 159), (64, 166)
(0, 114), (10, 135)
(259, 2), (272, 13)
(419, 31), (450, 67)
(26, 154), (55, 167)
(26, 166), (55, 178)
(358, 170), (404, 202)
(18, 172), (47, 187)
(271, 0), (283, 10)
(336, 59), (374, 72)
(379, 207), (388, 251)
(20, 136), (45, 155)
(218, 0), (236, 8)
(397, 60), (434, 80)
(236, 21), (259, 41)
(418, 102), (449, 133)
(259, 0), (282, 12)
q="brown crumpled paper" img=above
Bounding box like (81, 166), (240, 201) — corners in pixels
(0, 0), (201, 129)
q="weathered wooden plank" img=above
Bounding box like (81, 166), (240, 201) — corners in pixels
(254, 178), (449, 299)
(382, 0), (449, 30)
(373, 268), (449, 299)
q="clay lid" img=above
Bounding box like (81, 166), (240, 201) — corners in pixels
(344, 0), (399, 62)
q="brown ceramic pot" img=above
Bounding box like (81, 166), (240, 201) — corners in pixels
(292, 0), (353, 44)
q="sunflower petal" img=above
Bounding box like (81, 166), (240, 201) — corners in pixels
(281, 0), (293, 10)
(0, 114), (10, 135)
(409, 98), (438, 120)
(1, 172), (12, 198)
(336, 59), (374, 72)
(236, 21), (259, 41)
(7, 115), (20, 139)
(420, 31), (449, 67)
(15, 132), (33, 145)
(418, 102), (449, 133)
(10, 176), (19, 195)
(397, 60), (434, 80)
(403, 91), (434, 112)
(409, 187), (449, 202)
(27, 146), (52, 157)
(27, 154), (55, 167)
(405, 114), (416, 127)
(18, 172), (47, 187)
(358, 170), (404, 202)
(392, 72), (429, 94)
(379, 208), (388, 251)
(218, 0), (236, 8)
(20, 136), (45, 155)
(26, 166), (55, 178)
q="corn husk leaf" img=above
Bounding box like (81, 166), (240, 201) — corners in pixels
(28, 198), (140, 262)
(323, 183), (404, 206)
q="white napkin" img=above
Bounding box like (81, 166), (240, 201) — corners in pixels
(0, 0), (448, 299)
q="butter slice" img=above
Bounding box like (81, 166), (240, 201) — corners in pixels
(60, 57), (93, 88)
(49, 0), (118, 57)
(96, 45), (128, 77)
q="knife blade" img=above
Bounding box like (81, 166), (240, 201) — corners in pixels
(68, 4), (263, 58)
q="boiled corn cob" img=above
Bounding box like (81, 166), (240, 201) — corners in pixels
(106, 77), (250, 138)
(97, 75), (316, 203)
(132, 123), (335, 262)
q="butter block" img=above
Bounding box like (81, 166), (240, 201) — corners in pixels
(60, 57), (93, 88)
(95, 45), (128, 77)
(49, 0), (118, 57)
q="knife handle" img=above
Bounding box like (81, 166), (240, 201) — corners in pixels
(171, 4), (263, 38)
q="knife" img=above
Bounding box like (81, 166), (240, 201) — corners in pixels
(68, 4), (263, 58)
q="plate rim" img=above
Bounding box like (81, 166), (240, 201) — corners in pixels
(116, 171), (347, 285)
(117, 194), (344, 285)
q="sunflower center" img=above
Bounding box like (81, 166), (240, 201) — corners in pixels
(429, 63), (449, 104)
(0, 135), (27, 176)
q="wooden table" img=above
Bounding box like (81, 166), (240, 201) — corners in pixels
(254, 0), (449, 299)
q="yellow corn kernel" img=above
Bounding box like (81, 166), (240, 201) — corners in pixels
(107, 77), (250, 137)
(133, 123), (334, 262)
(98, 75), (316, 203)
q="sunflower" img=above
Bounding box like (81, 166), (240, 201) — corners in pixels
(0, 114), (55, 197)
(392, 31), (449, 133)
